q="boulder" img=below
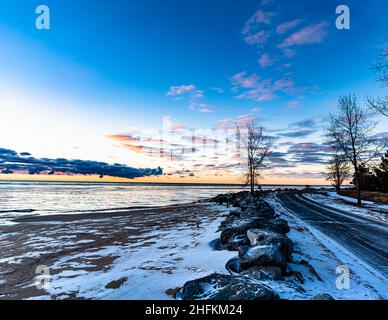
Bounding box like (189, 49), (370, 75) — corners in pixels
(225, 257), (243, 273)
(261, 219), (290, 235)
(220, 218), (263, 245)
(179, 273), (280, 301)
(238, 243), (287, 271)
(311, 293), (335, 300)
(223, 234), (250, 251)
(246, 229), (293, 260)
(242, 266), (283, 281)
(220, 228), (239, 245)
(240, 206), (275, 221)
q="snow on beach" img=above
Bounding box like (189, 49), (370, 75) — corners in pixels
(45, 207), (236, 300)
(265, 193), (388, 300)
(0, 202), (235, 300)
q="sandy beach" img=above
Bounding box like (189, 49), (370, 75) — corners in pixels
(0, 202), (234, 300)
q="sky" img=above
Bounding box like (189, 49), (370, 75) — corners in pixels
(0, 0), (387, 184)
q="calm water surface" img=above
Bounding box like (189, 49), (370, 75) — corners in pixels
(0, 181), (320, 223)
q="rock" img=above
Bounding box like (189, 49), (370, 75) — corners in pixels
(256, 207), (276, 220)
(220, 218), (263, 245)
(242, 266), (283, 281)
(286, 270), (304, 284)
(240, 206), (275, 221)
(268, 219), (290, 235)
(231, 218), (264, 230)
(218, 215), (240, 231)
(260, 219), (290, 235)
(229, 209), (241, 217)
(238, 243), (287, 271)
(223, 234), (250, 251)
(220, 228), (239, 245)
(240, 207), (257, 217)
(105, 277), (128, 289)
(246, 229), (293, 260)
(311, 293), (335, 300)
(165, 287), (180, 298)
(225, 257), (242, 273)
(179, 273), (280, 301)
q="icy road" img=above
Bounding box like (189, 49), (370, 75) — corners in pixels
(277, 191), (388, 278)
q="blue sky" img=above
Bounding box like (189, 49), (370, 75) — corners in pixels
(0, 0), (387, 183)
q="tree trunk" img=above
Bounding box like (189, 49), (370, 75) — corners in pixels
(354, 170), (362, 206)
(250, 167), (254, 194)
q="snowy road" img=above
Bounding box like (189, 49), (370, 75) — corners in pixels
(277, 191), (388, 278)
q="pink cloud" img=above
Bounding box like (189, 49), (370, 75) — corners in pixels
(244, 30), (270, 46)
(243, 10), (276, 35)
(274, 78), (295, 89)
(237, 89), (276, 102)
(258, 53), (275, 68)
(276, 19), (303, 34)
(230, 72), (260, 89)
(279, 22), (328, 48)
(172, 123), (185, 131)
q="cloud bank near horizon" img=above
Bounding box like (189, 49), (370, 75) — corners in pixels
(0, 148), (162, 179)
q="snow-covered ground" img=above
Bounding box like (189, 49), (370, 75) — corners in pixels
(30, 204), (237, 300)
(265, 193), (388, 300)
(304, 191), (388, 223)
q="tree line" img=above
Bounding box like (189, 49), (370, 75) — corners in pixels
(325, 47), (388, 205)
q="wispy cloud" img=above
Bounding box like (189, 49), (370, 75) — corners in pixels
(244, 30), (270, 46)
(279, 22), (328, 49)
(230, 72), (301, 102)
(258, 53), (275, 68)
(230, 71), (261, 89)
(167, 84), (213, 113)
(276, 19), (303, 34)
(278, 129), (316, 138)
(243, 10), (276, 35)
(167, 85), (197, 97)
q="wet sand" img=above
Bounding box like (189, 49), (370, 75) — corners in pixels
(0, 202), (228, 300)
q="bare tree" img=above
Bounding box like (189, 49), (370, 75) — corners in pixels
(326, 153), (350, 192)
(236, 121), (272, 194)
(371, 47), (388, 85)
(368, 47), (388, 117)
(324, 95), (385, 205)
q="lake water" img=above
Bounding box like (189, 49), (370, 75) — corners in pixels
(0, 181), (321, 223)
